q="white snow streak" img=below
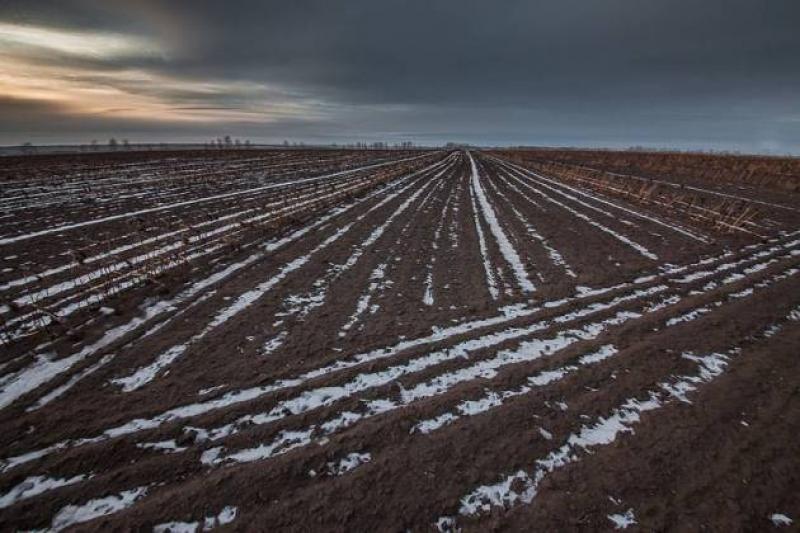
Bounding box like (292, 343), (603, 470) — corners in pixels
(0, 154), (429, 246)
(0, 474), (88, 509)
(153, 506), (238, 532)
(502, 166), (658, 260)
(468, 152), (536, 293)
(50, 487), (148, 531)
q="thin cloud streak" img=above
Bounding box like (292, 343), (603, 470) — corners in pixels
(0, 21), (161, 59)
(0, 21), (328, 127)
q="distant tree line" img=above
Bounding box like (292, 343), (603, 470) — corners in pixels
(276, 140), (417, 149)
(205, 136), (253, 150)
(72, 139), (133, 152)
(14, 138), (442, 155)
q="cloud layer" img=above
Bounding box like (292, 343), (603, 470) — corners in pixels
(1, 0), (798, 152)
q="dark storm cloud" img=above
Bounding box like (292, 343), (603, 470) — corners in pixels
(1, 0), (798, 152)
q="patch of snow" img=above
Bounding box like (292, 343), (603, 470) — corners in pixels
(608, 508), (637, 529)
(50, 486), (147, 531)
(0, 474), (88, 509)
(262, 331), (288, 355)
(137, 440), (187, 454)
(326, 452), (371, 476)
(770, 513), (793, 527)
(153, 505), (238, 532)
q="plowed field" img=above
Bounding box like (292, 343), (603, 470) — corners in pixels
(1, 148), (798, 531)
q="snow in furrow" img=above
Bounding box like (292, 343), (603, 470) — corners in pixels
(422, 179), (455, 306)
(488, 171), (577, 277)
(452, 352), (726, 520)
(26, 354), (115, 411)
(501, 166), (658, 260)
(236, 156), (454, 348)
(202, 248), (799, 466)
(0, 474), (89, 509)
(112, 157), (454, 391)
(417, 174), (455, 306)
(468, 165), (499, 299)
(273, 157), (454, 329)
(226, 239), (777, 450)
(1, 177), (382, 326)
(2, 230), (792, 472)
(1, 240), (228, 338)
(445, 307), (800, 526)
(447, 177), (463, 250)
(468, 152), (535, 293)
(412, 345), (617, 434)
(198, 287), (664, 461)
(667, 264), (800, 327)
(415, 171), (446, 213)
(675, 238), (800, 284)
(415, 257), (800, 434)
(0, 152), (350, 194)
(0, 156), (397, 235)
(493, 169), (546, 211)
(397, 320), (627, 407)
(48, 486), (148, 532)
(111, 224), (346, 391)
(0, 201), (264, 294)
(205, 272), (715, 465)
(0, 250), (265, 409)
(0, 153), (431, 246)
(14, 177), (353, 293)
(494, 155), (709, 243)
(339, 263), (390, 336)
(499, 160), (642, 228)
(0, 156), (333, 219)
(0, 158), (450, 409)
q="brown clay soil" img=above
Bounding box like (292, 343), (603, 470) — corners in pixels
(0, 148), (798, 532)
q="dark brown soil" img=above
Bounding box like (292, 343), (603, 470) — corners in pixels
(0, 148), (798, 531)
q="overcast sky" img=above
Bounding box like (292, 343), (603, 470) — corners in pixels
(0, 0), (798, 152)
